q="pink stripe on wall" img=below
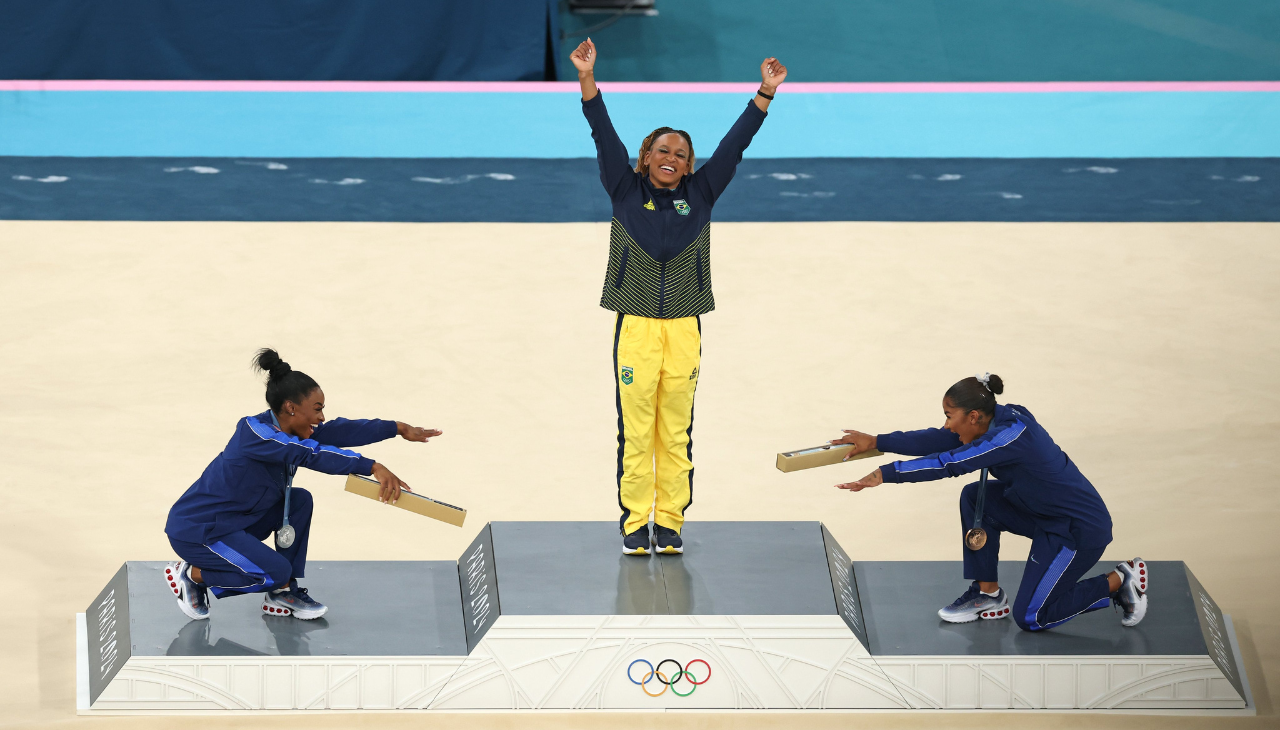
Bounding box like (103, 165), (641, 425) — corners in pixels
(2, 80), (1279, 93)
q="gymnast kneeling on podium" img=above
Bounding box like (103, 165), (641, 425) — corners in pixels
(163, 348), (441, 621)
(831, 374), (1149, 631)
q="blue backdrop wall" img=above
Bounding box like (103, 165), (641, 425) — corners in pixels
(0, 0), (560, 81)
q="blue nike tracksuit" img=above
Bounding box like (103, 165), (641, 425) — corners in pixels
(165, 411), (396, 597)
(878, 403), (1115, 631)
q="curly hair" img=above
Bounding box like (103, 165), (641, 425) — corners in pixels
(634, 127), (695, 175)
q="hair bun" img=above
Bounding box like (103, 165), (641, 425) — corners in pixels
(270, 360), (292, 379)
(987, 373), (1005, 396)
(252, 347), (291, 381)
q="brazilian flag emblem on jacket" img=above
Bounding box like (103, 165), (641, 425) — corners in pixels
(674, 199), (690, 216)
(620, 366), (634, 385)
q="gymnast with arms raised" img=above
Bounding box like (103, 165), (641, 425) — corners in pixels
(831, 374), (1150, 631)
(163, 348), (441, 621)
(571, 37), (786, 556)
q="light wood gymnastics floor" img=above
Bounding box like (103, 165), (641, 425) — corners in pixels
(1, 221), (1276, 729)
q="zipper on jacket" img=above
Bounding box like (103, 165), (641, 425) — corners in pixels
(614, 245), (630, 288)
(659, 197), (670, 315)
(658, 260), (667, 317)
(696, 246), (705, 291)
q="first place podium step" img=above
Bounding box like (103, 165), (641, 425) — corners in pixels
(78, 521), (1253, 714)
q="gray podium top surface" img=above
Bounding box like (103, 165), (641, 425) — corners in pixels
(855, 560), (1208, 656)
(128, 561), (467, 657)
(490, 521), (839, 616)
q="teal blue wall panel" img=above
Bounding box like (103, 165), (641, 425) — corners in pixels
(560, 0), (1280, 82)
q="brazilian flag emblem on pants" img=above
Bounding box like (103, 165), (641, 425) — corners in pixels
(674, 199), (690, 216)
(621, 366), (634, 385)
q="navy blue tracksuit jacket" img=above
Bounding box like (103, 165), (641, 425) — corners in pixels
(878, 403), (1118, 631)
(879, 403), (1112, 548)
(166, 411), (396, 544)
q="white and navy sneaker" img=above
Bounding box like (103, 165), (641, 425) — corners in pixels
(653, 524), (683, 554)
(164, 561), (209, 621)
(623, 524), (651, 556)
(1114, 558), (1149, 627)
(938, 581), (1011, 623)
(262, 579), (328, 620)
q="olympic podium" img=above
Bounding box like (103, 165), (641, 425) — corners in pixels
(78, 521), (1252, 714)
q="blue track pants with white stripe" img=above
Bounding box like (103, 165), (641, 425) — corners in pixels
(168, 488), (313, 599)
(960, 480), (1112, 631)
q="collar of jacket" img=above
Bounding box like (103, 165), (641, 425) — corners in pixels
(253, 409), (285, 433)
(992, 402), (1034, 427)
(641, 173), (684, 197)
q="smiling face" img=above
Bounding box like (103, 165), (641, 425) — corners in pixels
(942, 396), (991, 444)
(644, 132), (692, 188)
(279, 387), (326, 439)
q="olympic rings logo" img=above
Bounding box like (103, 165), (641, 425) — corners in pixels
(627, 658), (711, 697)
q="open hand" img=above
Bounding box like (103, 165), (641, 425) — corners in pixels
(570, 39), (597, 74)
(831, 429), (876, 461)
(397, 422), (442, 443)
(760, 57), (788, 91)
(371, 462), (412, 504)
(836, 468), (883, 492)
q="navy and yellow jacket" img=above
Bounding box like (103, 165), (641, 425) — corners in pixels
(582, 92), (766, 319)
(165, 411), (397, 543)
(876, 403), (1113, 549)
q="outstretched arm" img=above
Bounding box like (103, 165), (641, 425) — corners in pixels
(882, 420), (1027, 483)
(692, 57), (788, 204)
(240, 416), (376, 476)
(571, 38), (599, 102)
(753, 57), (787, 113)
(836, 420), (1030, 492)
(875, 428), (963, 456)
(572, 39), (633, 199)
(830, 427), (962, 458)
(310, 417), (398, 448)
(312, 418), (442, 448)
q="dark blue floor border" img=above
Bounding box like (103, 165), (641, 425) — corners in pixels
(2, 157), (1276, 222)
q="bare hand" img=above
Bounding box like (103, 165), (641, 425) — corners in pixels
(371, 462), (412, 504)
(570, 38), (597, 74)
(831, 429), (877, 461)
(836, 468), (883, 492)
(397, 422), (442, 443)
(760, 57), (788, 91)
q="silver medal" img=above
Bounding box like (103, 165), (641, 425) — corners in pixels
(276, 464), (296, 549)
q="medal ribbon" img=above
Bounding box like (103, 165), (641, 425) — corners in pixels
(270, 411), (296, 546)
(973, 467), (988, 532)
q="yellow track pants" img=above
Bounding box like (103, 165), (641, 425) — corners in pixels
(614, 313), (701, 536)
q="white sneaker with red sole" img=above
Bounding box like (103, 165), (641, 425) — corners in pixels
(1114, 558), (1149, 627)
(938, 582), (1011, 623)
(261, 579), (328, 620)
(164, 561), (209, 620)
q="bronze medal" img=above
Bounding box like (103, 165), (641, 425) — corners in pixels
(965, 527), (987, 551)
